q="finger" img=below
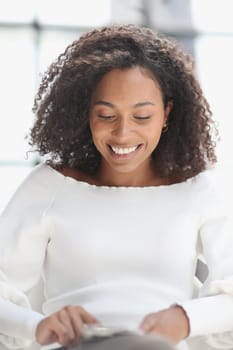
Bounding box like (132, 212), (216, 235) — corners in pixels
(53, 317), (75, 346)
(76, 306), (100, 325)
(68, 309), (86, 341)
(64, 306), (85, 339)
(57, 309), (75, 344)
(139, 314), (157, 333)
(63, 306), (100, 344)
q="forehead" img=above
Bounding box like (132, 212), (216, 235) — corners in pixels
(91, 66), (163, 103)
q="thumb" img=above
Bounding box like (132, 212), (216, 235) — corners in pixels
(139, 314), (156, 333)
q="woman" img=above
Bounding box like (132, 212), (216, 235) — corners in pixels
(0, 24), (232, 350)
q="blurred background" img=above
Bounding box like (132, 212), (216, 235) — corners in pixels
(0, 0), (233, 212)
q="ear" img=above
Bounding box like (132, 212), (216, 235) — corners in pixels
(164, 100), (173, 124)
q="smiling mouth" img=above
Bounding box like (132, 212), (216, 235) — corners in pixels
(108, 144), (141, 155)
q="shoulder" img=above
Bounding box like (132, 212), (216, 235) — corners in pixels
(180, 168), (216, 192)
(169, 169), (221, 209)
(189, 168), (230, 218)
(3, 163), (64, 209)
(20, 162), (64, 190)
(193, 169), (223, 200)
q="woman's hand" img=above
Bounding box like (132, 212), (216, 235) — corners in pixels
(139, 305), (190, 344)
(35, 305), (100, 346)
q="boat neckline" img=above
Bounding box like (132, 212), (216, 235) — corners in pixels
(42, 163), (201, 190)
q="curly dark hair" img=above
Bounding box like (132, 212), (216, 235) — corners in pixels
(29, 24), (218, 181)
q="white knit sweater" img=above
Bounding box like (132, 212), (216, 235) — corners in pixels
(0, 164), (233, 350)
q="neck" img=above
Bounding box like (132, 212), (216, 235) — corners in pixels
(93, 161), (168, 187)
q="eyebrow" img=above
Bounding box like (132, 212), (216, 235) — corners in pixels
(93, 100), (156, 108)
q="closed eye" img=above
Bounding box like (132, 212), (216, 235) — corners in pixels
(134, 116), (151, 120)
(97, 115), (114, 120)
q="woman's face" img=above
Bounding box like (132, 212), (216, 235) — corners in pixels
(89, 66), (171, 180)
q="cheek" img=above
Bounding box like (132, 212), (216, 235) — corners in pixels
(90, 123), (108, 146)
(143, 124), (163, 141)
(89, 120), (100, 137)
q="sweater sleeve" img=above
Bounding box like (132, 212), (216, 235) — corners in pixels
(179, 174), (233, 349)
(0, 164), (61, 349)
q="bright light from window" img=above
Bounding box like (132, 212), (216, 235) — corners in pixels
(0, 0), (36, 23)
(0, 0), (112, 26)
(195, 35), (233, 168)
(36, 0), (112, 27)
(38, 30), (81, 76)
(0, 29), (35, 160)
(191, 0), (233, 32)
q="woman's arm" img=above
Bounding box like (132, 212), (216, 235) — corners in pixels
(140, 173), (233, 348)
(178, 178), (233, 348)
(0, 164), (60, 348)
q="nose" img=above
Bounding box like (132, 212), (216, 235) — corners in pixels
(111, 117), (132, 137)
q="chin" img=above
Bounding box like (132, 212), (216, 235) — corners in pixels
(109, 164), (141, 174)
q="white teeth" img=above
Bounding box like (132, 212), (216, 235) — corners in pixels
(110, 145), (138, 154)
